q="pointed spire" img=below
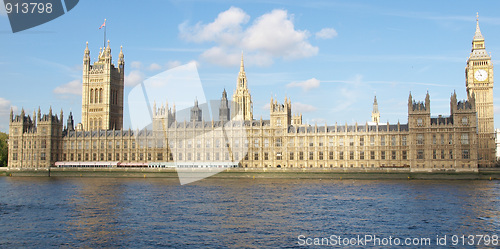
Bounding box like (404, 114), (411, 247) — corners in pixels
(84, 41), (90, 56)
(10, 107), (13, 121)
(49, 106), (52, 116)
(240, 51), (245, 72)
(372, 95), (379, 113)
(118, 45), (124, 65)
(474, 12), (484, 41)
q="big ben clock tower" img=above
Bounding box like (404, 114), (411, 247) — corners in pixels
(465, 13), (495, 167)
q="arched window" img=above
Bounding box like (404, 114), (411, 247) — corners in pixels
(90, 89), (94, 103)
(89, 120), (93, 129)
(99, 88), (103, 103)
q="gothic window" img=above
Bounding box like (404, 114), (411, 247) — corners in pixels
(99, 88), (103, 103)
(462, 117), (468, 125)
(90, 89), (94, 103)
(402, 136), (407, 146)
(461, 134), (469, 145)
(417, 134), (424, 145)
(462, 150), (470, 159)
(289, 152), (294, 160)
(417, 118), (423, 126)
(417, 150), (424, 160)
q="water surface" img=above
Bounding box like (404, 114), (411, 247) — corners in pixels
(0, 177), (499, 248)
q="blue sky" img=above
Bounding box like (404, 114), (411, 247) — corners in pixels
(1, 0), (500, 132)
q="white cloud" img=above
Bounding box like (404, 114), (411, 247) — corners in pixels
(179, 7), (318, 67)
(179, 6), (249, 45)
(125, 70), (144, 86)
(331, 74), (364, 113)
(165, 60), (182, 69)
(262, 103), (270, 110)
(53, 80), (82, 95)
(148, 63), (162, 71)
(292, 102), (317, 113)
(0, 98), (17, 132)
(316, 28), (338, 39)
(287, 78), (320, 91)
(310, 118), (327, 124)
(242, 9), (318, 59)
(130, 61), (142, 69)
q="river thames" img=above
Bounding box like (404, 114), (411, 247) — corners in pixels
(0, 177), (499, 248)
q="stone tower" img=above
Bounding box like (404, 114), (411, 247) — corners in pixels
(219, 89), (230, 122)
(232, 52), (253, 121)
(270, 96), (292, 128)
(81, 41), (125, 131)
(190, 98), (202, 122)
(465, 13), (495, 167)
(371, 95), (380, 123)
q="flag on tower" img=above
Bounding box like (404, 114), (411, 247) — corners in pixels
(99, 19), (106, 29)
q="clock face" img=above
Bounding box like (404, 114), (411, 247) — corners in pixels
(474, 69), (488, 81)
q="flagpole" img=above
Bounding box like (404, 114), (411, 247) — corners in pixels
(103, 19), (106, 48)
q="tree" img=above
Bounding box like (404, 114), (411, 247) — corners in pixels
(0, 132), (8, 167)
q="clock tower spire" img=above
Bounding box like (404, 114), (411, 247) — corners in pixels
(465, 13), (495, 167)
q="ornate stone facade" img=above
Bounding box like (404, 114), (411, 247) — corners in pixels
(81, 41), (124, 131)
(7, 19), (494, 171)
(465, 14), (495, 167)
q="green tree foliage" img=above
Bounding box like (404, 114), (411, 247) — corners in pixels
(0, 132), (8, 167)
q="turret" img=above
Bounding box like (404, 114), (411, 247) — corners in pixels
(371, 95), (380, 123)
(67, 111), (74, 131)
(190, 98), (202, 122)
(219, 89), (230, 122)
(118, 45), (124, 71)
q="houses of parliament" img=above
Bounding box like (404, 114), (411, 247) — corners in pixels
(6, 17), (496, 171)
